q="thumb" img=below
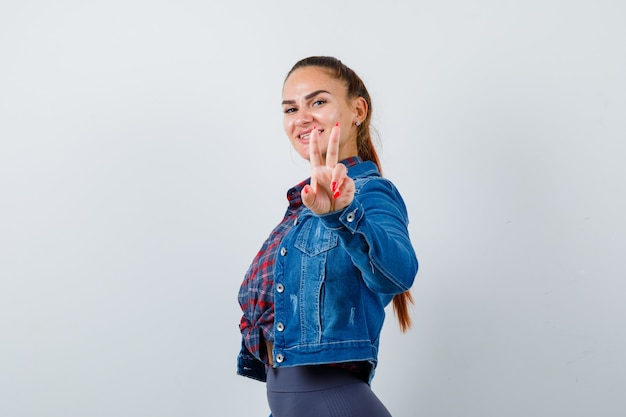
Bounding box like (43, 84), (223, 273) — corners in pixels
(301, 184), (316, 209)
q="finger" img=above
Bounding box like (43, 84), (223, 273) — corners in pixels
(331, 163), (347, 196)
(309, 126), (322, 168)
(325, 123), (340, 168)
(301, 184), (315, 208)
(333, 177), (355, 207)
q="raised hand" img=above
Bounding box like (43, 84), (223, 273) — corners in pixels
(301, 123), (355, 214)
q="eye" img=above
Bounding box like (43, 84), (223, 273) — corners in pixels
(283, 107), (297, 114)
(312, 99), (326, 107)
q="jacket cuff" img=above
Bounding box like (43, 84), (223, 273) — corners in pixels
(319, 198), (364, 233)
(236, 340), (267, 382)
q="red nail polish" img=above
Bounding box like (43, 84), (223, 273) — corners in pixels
(331, 181), (337, 192)
(333, 191), (341, 199)
(335, 122), (340, 127)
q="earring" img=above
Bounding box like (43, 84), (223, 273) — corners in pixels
(355, 120), (361, 127)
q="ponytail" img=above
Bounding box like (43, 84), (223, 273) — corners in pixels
(392, 290), (414, 332)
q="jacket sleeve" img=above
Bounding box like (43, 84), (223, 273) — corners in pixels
(319, 177), (418, 295)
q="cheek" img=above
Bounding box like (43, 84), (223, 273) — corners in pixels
(283, 117), (292, 134)
(314, 108), (339, 123)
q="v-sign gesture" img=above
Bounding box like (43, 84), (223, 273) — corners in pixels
(301, 123), (356, 214)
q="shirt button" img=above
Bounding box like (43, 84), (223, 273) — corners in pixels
(280, 247), (288, 256)
(276, 322), (285, 332)
(275, 353), (284, 363)
(276, 283), (285, 293)
(293, 217), (298, 226)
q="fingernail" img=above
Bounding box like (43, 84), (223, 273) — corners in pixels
(335, 122), (340, 127)
(303, 186), (309, 194)
(333, 191), (341, 199)
(331, 181), (337, 192)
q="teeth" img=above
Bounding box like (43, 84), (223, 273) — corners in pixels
(300, 130), (322, 139)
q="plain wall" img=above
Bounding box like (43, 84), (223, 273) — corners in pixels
(1, 1), (625, 416)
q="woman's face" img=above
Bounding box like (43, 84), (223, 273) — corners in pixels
(282, 66), (361, 162)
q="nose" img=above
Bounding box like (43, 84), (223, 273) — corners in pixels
(295, 108), (313, 127)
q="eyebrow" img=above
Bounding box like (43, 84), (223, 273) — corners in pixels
(281, 89), (331, 106)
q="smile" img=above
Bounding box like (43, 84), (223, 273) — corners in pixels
(299, 128), (324, 140)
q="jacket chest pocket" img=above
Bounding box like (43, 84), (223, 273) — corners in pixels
(294, 220), (338, 256)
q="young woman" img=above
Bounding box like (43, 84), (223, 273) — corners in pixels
(237, 56), (418, 417)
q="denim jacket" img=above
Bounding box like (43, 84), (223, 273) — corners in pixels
(237, 160), (418, 384)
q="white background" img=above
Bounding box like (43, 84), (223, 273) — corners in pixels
(1, 1), (625, 416)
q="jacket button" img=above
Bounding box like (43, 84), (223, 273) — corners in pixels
(280, 247), (288, 256)
(293, 217), (298, 226)
(346, 211), (356, 222)
(276, 322), (285, 332)
(276, 283), (285, 293)
(275, 353), (284, 363)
